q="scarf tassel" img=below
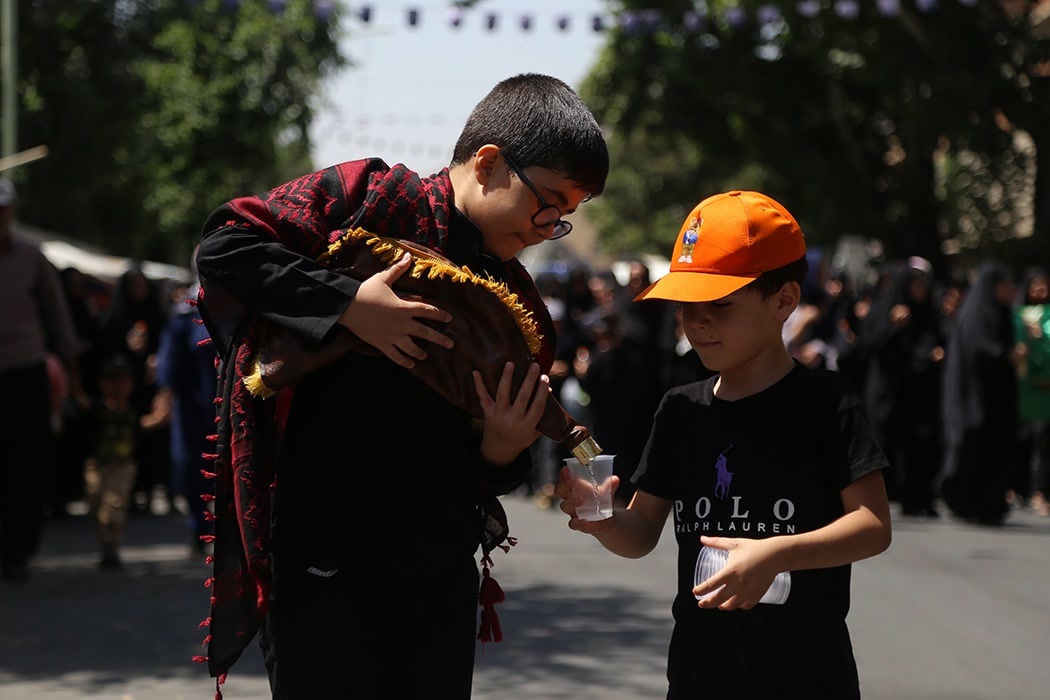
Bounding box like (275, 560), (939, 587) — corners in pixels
(476, 565), (505, 643)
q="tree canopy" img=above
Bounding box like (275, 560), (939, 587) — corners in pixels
(9, 0), (1048, 274)
(12, 0), (344, 264)
(579, 0), (1049, 275)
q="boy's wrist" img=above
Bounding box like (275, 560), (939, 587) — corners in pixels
(479, 442), (518, 467)
(765, 535), (797, 573)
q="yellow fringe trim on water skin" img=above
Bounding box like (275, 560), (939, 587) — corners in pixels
(319, 227), (542, 356)
(242, 358), (277, 399)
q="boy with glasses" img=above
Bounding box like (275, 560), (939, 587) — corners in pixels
(502, 153), (576, 239)
(194, 73), (608, 698)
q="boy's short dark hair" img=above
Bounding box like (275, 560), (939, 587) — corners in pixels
(747, 255), (810, 299)
(450, 73), (609, 198)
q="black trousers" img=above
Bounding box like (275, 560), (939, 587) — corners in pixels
(0, 364), (52, 576)
(261, 557), (481, 699)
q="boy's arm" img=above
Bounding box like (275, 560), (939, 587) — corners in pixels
(196, 161), (453, 367)
(694, 469), (892, 610)
(195, 162), (381, 345)
(771, 468), (892, 570)
(557, 473), (673, 559)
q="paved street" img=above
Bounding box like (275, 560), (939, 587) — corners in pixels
(1, 495), (1049, 699)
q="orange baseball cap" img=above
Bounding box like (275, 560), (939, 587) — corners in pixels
(634, 190), (806, 303)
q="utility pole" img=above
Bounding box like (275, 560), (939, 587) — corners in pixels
(1, 0), (16, 158)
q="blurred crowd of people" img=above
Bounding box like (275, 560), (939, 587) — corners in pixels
(1, 176), (215, 581)
(45, 262), (217, 570)
(522, 251), (1050, 530)
(4, 170), (1049, 583)
(525, 261), (713, 511)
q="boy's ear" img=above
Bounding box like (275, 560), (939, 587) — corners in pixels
(472, 144), (502, 187)
(773, 281), (801, 321)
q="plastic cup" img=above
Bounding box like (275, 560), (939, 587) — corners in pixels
(564, 454), (615, 521)
(693, 545), (791, 605)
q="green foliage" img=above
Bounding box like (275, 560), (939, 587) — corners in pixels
(14, 0), (344, 264)
(581, 0), (1050, 270)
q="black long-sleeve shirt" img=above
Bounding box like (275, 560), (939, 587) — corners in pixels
(197, 187), (530, 581)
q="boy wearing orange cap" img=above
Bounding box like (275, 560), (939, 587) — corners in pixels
(557, 191), (892, 698)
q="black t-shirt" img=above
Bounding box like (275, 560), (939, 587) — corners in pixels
(633, 362), (888, 696)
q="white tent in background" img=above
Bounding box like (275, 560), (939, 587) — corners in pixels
(17, 221), (192, 285)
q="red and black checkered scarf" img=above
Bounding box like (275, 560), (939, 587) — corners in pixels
(194, 160), (555, 691)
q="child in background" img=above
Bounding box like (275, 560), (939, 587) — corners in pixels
(557, 191), (892, 698)
(84, 354), (139, 570)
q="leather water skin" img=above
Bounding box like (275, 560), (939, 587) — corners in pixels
(250, 237), (597, 456)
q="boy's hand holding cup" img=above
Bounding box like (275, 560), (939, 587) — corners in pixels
(556, 456), (619, 532)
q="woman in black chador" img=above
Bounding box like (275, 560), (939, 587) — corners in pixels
(863, 260), (946, 516)
(939, 260), (1019, 526)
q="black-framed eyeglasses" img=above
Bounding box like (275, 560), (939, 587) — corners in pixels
(503, 154), (573, 240)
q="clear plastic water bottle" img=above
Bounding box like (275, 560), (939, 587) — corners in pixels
(693, 545), (791, 605)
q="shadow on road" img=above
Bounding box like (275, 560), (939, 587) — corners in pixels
(476, 582), (668, 692)
(0, 512), (257, 693)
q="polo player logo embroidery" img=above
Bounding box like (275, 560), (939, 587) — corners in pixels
(678, 215), (701, 263)
(713, 444), (733, 498)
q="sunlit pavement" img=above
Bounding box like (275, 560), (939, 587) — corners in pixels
(1, 495), (1048, 699)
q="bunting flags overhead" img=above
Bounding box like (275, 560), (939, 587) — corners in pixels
(232, 1), (980, 30)
(341, 2), (961, 31)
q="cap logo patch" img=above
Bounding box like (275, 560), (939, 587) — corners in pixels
(678, 215), (702, 264)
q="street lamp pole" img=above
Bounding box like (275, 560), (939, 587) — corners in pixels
(1, 0), (16, 158)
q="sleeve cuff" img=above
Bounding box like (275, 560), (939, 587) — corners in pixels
(480, 449), (532, 496)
